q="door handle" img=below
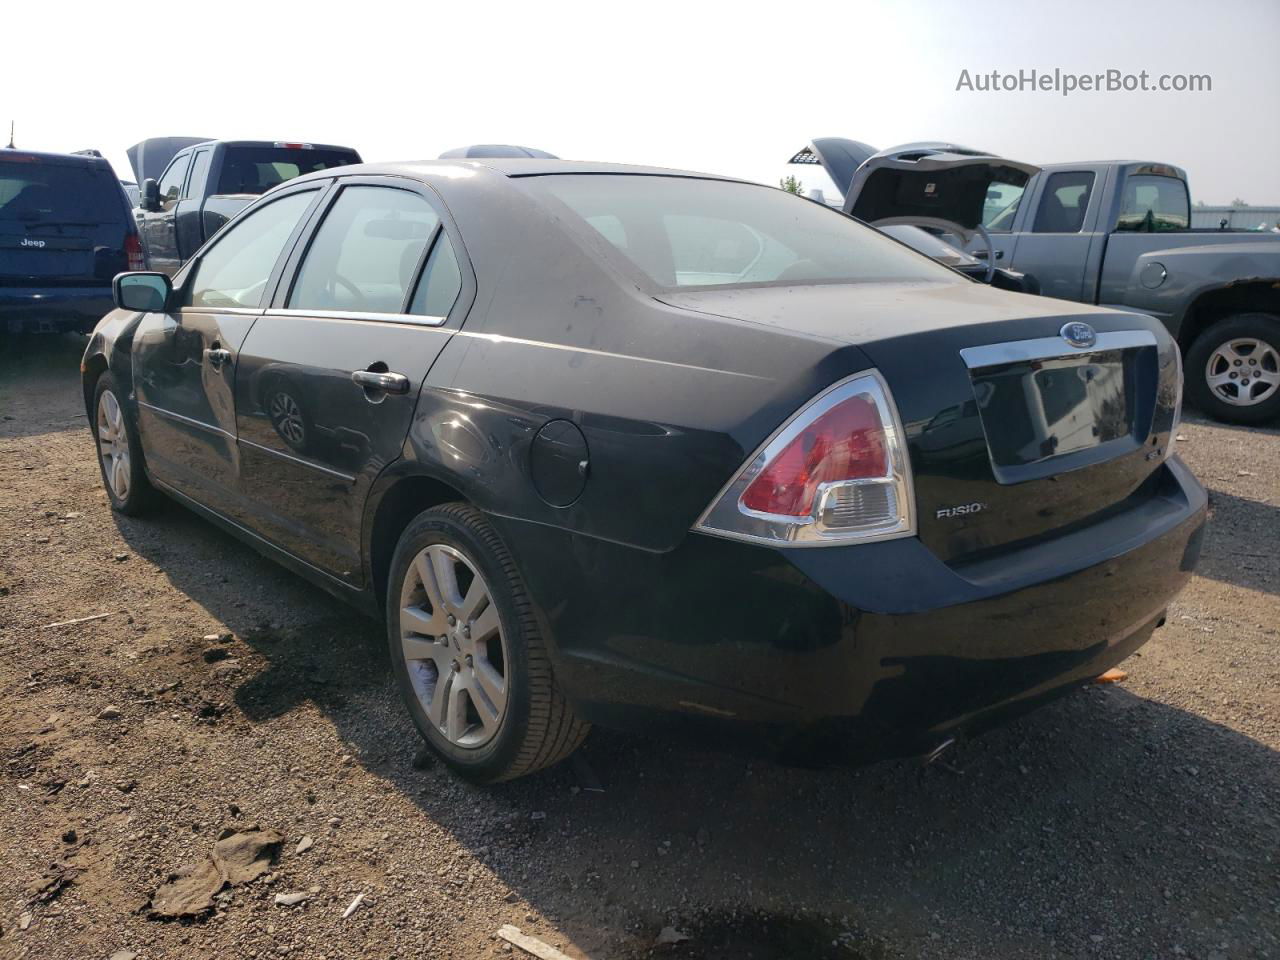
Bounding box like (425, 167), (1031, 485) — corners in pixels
(974, 250), (1004, 260)
(351, 369), (411, 395)
(204, 346), (232, 369)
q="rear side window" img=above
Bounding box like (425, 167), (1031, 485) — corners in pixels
(290, 186), (440, 314)
(217, 147), (358, 195)
(519, 174), (954, 289)
(0, 160), (125, 224)
(1032, 171), (1095, 233)
(185, 190), (317, 309)
(1116, 175), (1190, 232)
(409, 233), (463, 318)
(158, 154), (191, 209)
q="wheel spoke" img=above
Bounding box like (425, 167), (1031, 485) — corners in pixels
(472, 657), (506, 716)
(425, 668), (452, 728)
(1207, 371), (1234, 390)
(113, 456), (130, 497)
(429, 546), (463, 614)
(471, 603), (500, 643)
(400, 630), (441, 661)
(445, 679), (468, 741)
(414, 552), (446, 616)
(401, 604), (446, 639)
(460, 576), (488, 622)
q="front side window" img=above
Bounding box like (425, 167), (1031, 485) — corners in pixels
(983, 181), (1025, 233)
(1116, 175), (1190, 232)
(289, 186), (440, 314)
(1032, 171), (1095, 233)
(157, 154), (191, 210)
(518, 175), (955, 289)
(184, 190), (316, 309)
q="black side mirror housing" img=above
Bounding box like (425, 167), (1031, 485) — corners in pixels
(113, 272), (173, 313)
(140, 178), (161, 212)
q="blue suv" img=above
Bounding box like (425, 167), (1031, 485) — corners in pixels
(1, 149), (143, 333)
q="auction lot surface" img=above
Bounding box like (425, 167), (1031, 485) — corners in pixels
(1, 335), (1277, 960)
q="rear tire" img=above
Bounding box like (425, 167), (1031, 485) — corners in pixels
(91, 372), (155, 515)
(386, 503), (588, 782)
(1185, 313), (1280, 424)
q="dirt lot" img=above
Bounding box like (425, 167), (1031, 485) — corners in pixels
(1, 334), (1277, 960)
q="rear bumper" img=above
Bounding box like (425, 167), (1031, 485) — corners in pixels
(0, 286), (113, 332)
(495, 456), (1207, 758)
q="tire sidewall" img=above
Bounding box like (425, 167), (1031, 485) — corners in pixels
(385, 507), (533, 781)
(1185, 313), (1280, 425)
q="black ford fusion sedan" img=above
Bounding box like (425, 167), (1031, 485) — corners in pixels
(82, 159), (1207, 782)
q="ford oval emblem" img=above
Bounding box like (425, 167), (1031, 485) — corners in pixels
(1060, 321), (1097, 349)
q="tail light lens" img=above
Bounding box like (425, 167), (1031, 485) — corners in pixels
(125, 233), (146, 272)
(694, 371), (915, 546)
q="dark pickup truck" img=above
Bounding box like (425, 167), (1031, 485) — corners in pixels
(796, 139), (1280, 423)
(131, 139), (361, 274)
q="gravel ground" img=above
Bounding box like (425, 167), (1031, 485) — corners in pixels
(0, 334), (1277, 960)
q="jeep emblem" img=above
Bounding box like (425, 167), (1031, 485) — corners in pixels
(1060, 321), (1097, 349)
(20, 237), (46, 249)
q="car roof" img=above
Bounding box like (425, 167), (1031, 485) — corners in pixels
(0, 148), (114, 168)
(291, 158), (743, 185)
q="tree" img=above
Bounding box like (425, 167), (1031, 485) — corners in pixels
(779, 175), (804, 195)
(1231, 197), (1250, 207)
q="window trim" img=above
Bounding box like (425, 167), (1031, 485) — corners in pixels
(183, 148), (212, 201)
(269, 174), (476, 329)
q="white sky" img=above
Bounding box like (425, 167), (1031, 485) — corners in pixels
(7, 0), (1278, 204)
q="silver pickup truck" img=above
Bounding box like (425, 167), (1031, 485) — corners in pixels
(795, 139), (1280, 424)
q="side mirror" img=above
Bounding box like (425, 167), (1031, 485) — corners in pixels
(113, 272), (172, 312)
(140, 179), (161, 212)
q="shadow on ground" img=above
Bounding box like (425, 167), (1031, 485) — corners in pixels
(108, 493), (1280, 959)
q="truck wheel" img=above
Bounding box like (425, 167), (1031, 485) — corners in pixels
(92, 372), (156, 515)
(386, 503), (589, 782)
(1185, 313), (1280, 424)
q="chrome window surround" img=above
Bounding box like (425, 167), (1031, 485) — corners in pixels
(958, 329), (1157, 369)
(694, 370), (916, 548)
(261, 308), (447, 327)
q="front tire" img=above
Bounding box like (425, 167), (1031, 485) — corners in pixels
(1185, 313), (1280, 424)
(91, 372), (155, 515)
(386, 503), (588, 782)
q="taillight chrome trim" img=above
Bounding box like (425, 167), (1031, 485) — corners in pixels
(693, 369), (917, 548)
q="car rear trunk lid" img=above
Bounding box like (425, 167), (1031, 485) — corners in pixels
(662, 281), (1181, 563)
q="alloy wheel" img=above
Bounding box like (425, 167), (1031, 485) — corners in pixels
(97, 390), (131, 501)
(398, 544), (509, 748)
(1205, 337), (1280, 406)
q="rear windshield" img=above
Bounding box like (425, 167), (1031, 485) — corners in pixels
(0, 160), (125, 224)
(518, 174), (956, 289)
(216, 147), (358, 195)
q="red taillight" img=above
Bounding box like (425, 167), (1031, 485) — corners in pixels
(125, 233), (146, 271)
(741, 394), (886, 517)
(694, 371), (915, 546)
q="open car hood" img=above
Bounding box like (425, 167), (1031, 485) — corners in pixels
(841, 143), (1040, 232)
(126, 137), (212, 184)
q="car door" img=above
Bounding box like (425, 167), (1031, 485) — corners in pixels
(233, 178), (472, 584)
(139, 151), (192, 274)
(1005, 166), (1106, 302)
(131, 185), (326, 518)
